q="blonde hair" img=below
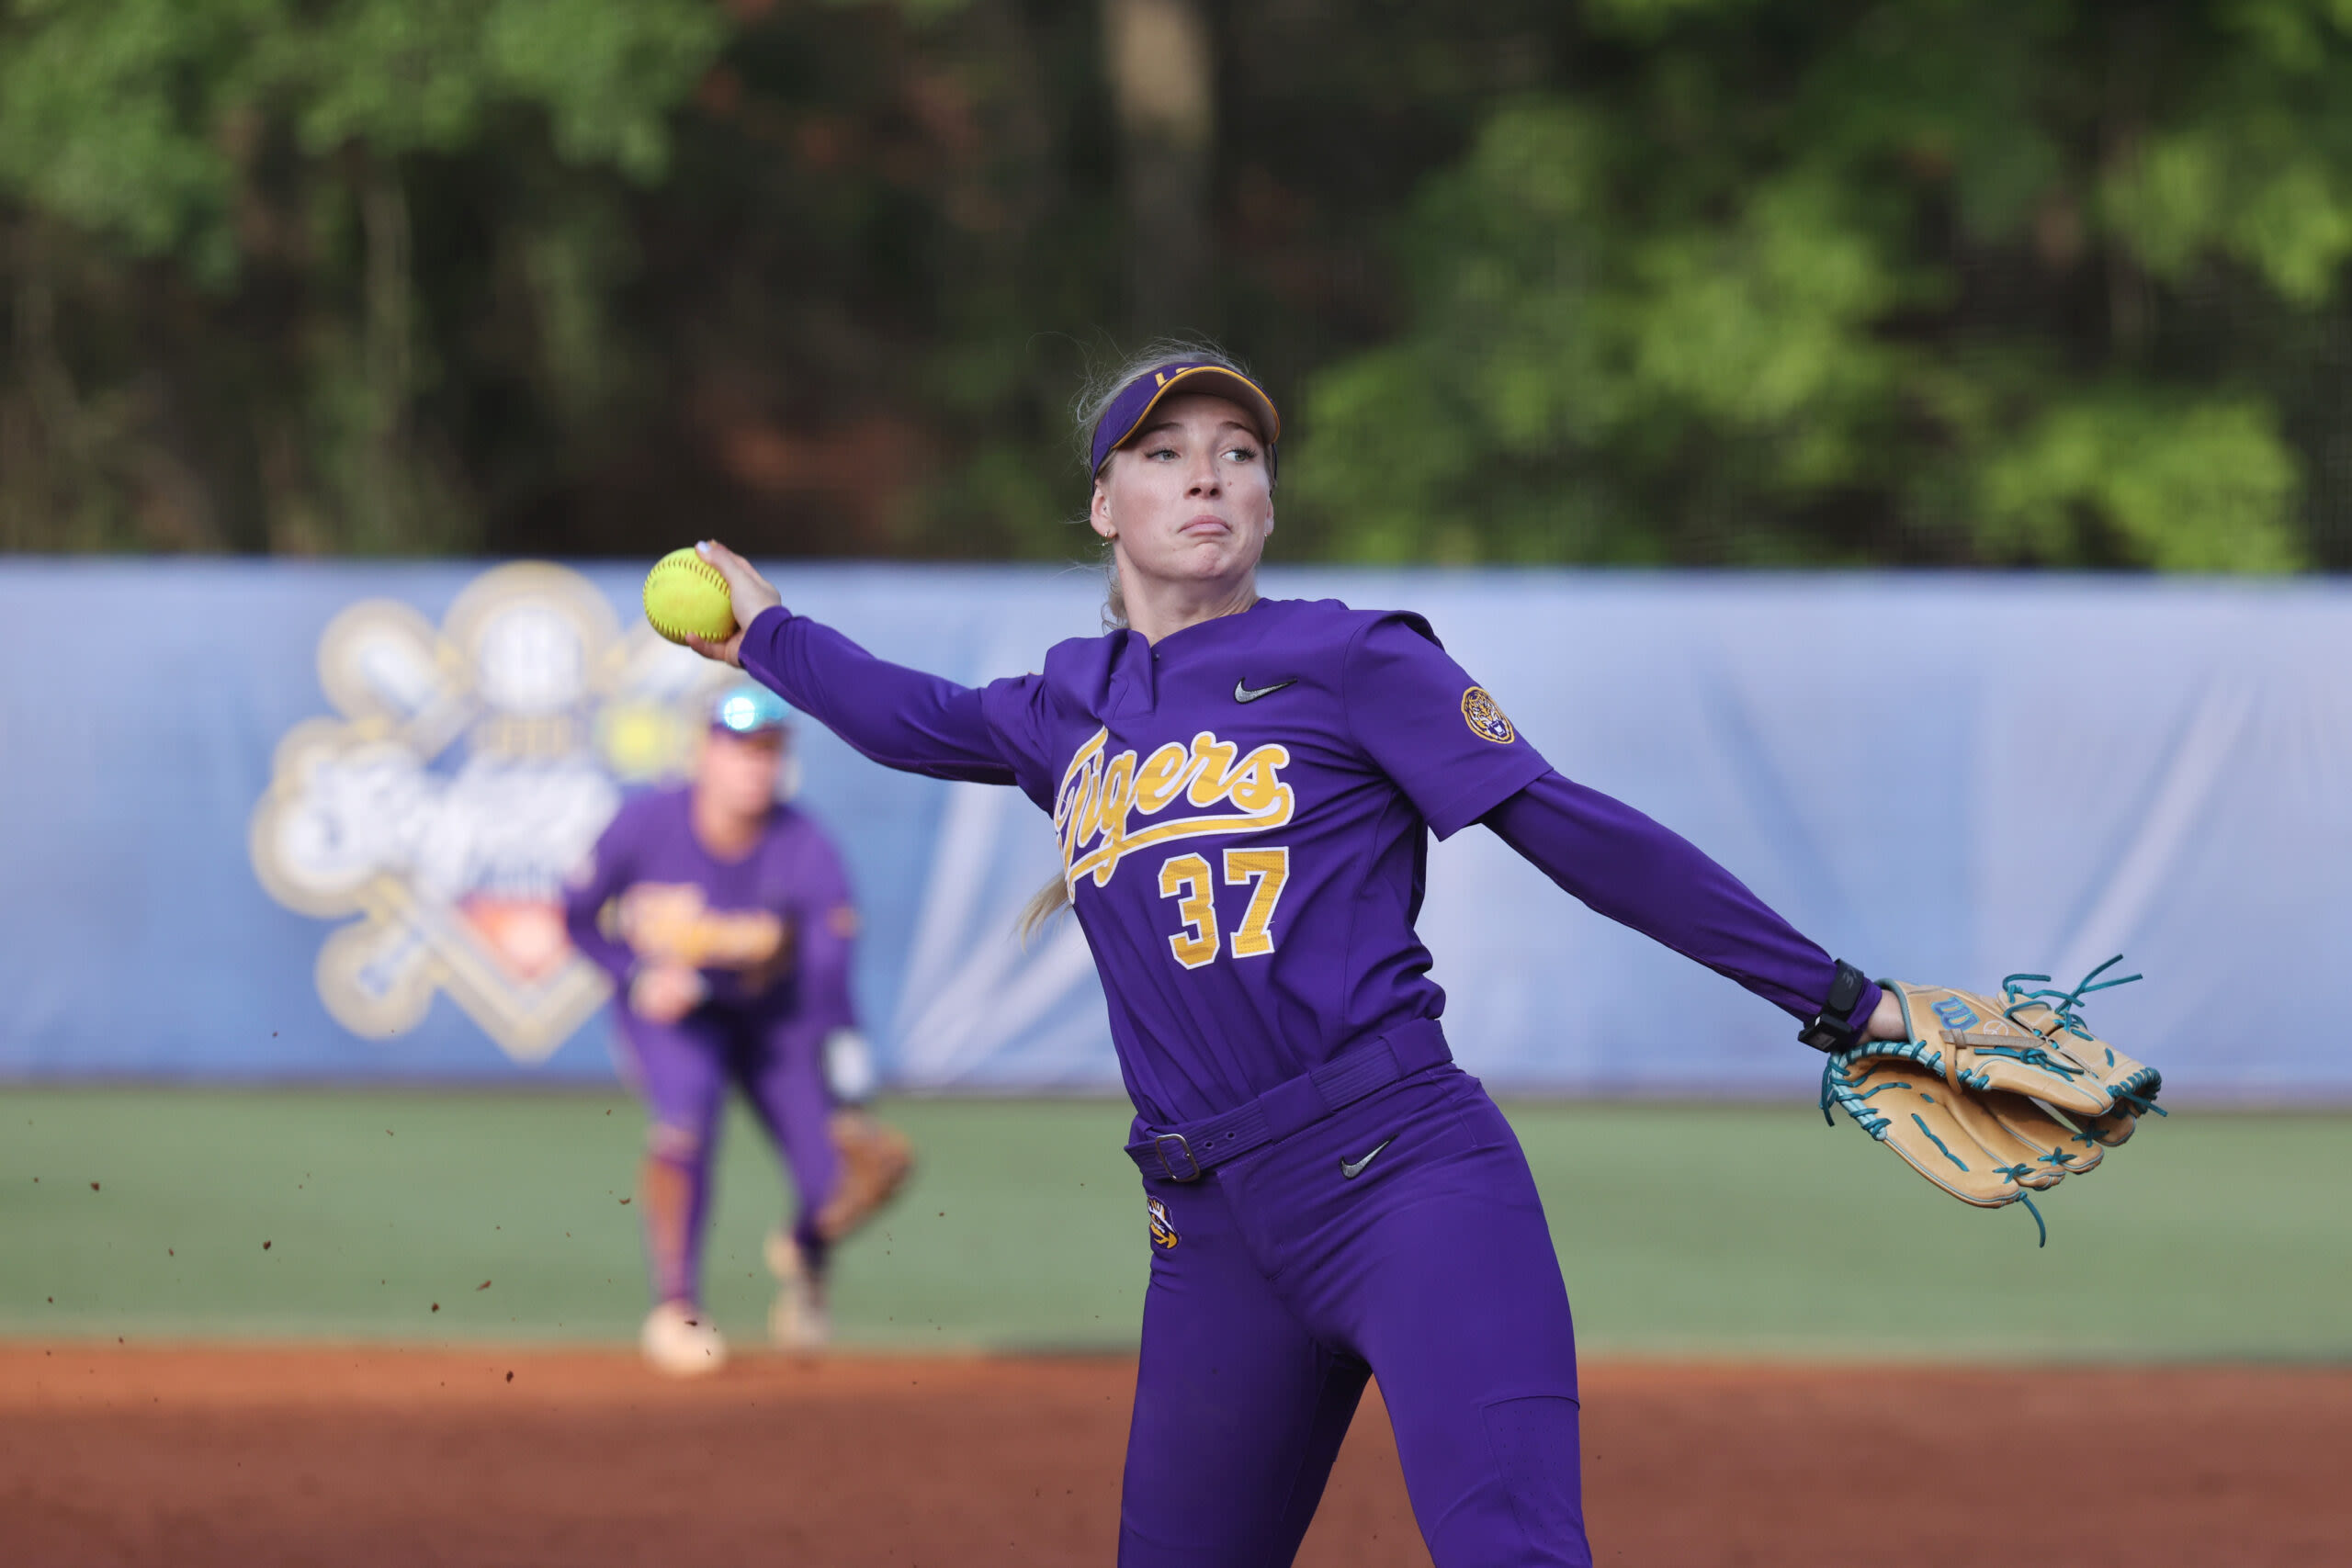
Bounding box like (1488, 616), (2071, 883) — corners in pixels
(1018, 336), (1269, 942)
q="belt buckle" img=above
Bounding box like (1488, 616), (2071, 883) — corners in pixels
(1153, 1132), (1201, 1183)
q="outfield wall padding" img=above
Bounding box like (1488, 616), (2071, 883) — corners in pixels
(1, 560), (2343, 1096)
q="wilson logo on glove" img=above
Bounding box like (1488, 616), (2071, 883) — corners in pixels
(1929, 997), (1979, 1032)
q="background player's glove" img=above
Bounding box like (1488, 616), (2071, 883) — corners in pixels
(818, 1110), (915, 1244)
(1820, 958), (2160, 1244)
(614, 884), (784, 969)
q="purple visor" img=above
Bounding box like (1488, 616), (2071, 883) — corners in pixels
(1089, 361), (1283, 479)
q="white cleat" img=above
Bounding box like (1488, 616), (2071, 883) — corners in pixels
(640, 1300), (728, 1377)
(763, 1229), (831, 1351)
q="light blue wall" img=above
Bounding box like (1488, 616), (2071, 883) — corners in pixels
(2, 559), (2344, 1099)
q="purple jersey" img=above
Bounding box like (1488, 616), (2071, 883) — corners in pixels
(742, 589), (1883, 1564)
(741, 597), (1871, 1125)
(563, 786), (858, 1030)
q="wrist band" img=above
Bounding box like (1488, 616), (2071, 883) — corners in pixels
(1797, 959), (1869, 1053)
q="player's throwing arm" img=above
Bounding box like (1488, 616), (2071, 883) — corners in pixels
(671, 345), (2161, 1568)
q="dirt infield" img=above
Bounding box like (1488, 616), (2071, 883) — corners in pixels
(2, 1348), (2343, 1566)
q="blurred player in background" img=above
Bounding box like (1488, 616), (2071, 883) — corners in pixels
(565, 682), (912, 1375)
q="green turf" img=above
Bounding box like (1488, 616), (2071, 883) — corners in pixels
(3, 1089), (2345, 1359)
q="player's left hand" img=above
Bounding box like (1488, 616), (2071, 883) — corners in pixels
(1860, 987), (1907, 1043)
(681, 540), (784, 667)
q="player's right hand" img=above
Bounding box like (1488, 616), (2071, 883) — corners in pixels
(628, 964), (708, 1024)
(683, 540), (784, 666)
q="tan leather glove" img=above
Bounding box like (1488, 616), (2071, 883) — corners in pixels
(1820, 959), (2159, 1245)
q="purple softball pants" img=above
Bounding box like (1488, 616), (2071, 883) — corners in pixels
(615, 1005), (838, 1303)
(1120, 1065), (1590, 1567)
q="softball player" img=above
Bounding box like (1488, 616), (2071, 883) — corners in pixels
(683, 348), (1903, 1562)
(564, 684), (910, 1374)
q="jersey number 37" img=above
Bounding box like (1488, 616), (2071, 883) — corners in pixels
(1159, 847), (1290, 969)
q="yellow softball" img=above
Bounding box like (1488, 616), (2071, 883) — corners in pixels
(642, 547), (738, 646)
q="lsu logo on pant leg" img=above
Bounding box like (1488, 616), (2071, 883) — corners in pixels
(1147, 1196), (1180, 1250)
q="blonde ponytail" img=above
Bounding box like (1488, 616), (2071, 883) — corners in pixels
(1017, 874), (1071, 943)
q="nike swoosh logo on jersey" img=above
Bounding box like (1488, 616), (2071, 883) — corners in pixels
(1234, 677), (1297, 703)
(1339, 1136), (1395, 1180)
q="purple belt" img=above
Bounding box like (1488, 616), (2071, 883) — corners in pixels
(1125, 1018), (1453, 1183)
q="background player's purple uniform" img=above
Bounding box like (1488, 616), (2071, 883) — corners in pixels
(564, 786), (858, 1302)
(738, 596), (1877, 1567)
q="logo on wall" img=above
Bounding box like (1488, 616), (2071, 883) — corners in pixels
(249, 563), (729, 1061)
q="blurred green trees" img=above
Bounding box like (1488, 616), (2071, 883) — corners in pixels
(4, 0), (2352, 568)
(1287, 2), (2334, 570)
